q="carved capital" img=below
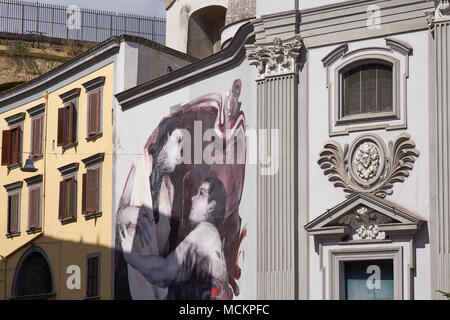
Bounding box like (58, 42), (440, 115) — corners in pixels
(245, 35), (303, 80)
(426, 0), (450, 29)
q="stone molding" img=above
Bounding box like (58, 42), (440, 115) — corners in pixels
(245, 35), (303, 80)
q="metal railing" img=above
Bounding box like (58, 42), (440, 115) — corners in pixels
(0, 0), (166, 44)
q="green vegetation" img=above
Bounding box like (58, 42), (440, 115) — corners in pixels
(437, 290), (450, 300)
(15, 41), (29, 55)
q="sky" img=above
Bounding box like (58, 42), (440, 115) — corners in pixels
(17, 0), (166, 18)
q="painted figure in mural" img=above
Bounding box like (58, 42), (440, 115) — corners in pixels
(115, 79), (247, 300)
(120, 177), (233, 299)
(116, 118), (184, 300)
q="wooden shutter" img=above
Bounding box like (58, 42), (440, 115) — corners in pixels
(29, 188), (40, 229)
(57, 107), (65, 146)
(10, 127), (21, 165)
(88, 91), (100, 135)
(1, 130), (11, 166)
(8, 194), (18, 234)
(86, 169), (99, 213)
(87, 256), (99, 297)
(32, 116), (43, 156)
(69, 102), (77, 144)
(82, 173), (87, 214)
(70, 178), (77, 218)
(59, 181), (64, 220)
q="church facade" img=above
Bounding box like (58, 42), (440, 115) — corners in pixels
(113, 0), (448, 300)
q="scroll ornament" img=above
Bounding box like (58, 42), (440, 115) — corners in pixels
(246, 36), (303, 79)
(317, 133), (420, 198)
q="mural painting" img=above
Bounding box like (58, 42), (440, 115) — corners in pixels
(115, 79), (247, 300)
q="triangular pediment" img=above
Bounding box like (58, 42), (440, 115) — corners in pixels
(304, 193), (426, 240)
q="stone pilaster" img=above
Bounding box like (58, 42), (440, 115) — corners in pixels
(427, 0), (450, 299)
(246, 34), (303, 300)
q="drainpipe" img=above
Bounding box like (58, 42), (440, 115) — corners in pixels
(0, 255), (6, 300)
(42, 92), (49, 232)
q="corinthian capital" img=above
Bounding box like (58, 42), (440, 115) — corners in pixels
(245, 35), (303, 80)
(426, 0), (450, 28)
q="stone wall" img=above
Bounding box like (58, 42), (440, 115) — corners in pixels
(0, 34), (96, 92)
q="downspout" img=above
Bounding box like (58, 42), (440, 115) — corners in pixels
(42, 92), (49, 233)
(0, 255), (6, 299)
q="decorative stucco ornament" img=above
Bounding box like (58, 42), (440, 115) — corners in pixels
(353, 142), (380, 181)
(338, 207), (393, 240)
(426, 0), (450, 28)
(245, 36), (303, 79)
(318, 133), (420, 198)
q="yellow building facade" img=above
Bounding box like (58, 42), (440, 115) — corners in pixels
(0, 35), (195, 299)
(0, 63), (114, 299)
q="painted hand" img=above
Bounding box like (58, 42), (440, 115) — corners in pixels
(120, 224), (135, 259)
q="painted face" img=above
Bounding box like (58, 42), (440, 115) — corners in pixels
(160, 128), (183, 172)
(189, 182), (216, 226)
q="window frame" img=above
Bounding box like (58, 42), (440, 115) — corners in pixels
(81, 153), (104, 220)
(27, 103), (45, 161)
(57, 162), (79, 225)
(329, 247), (403, 300)
(2, 124), (23, 168)
(85, 252), (101, 299)
(57, 100), (78, 148)
(336, 56), (399, 126)
(59, 176), (77, 223)
(7, 190), (21, 237)
(86, 88), (103, 139)
(82, 76), (105, 142)
(340, 59), (394, 117)
(27, 184), (42, 232)
(30, 114), (44, 158)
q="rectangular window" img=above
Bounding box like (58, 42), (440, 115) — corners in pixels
(7, 193), (19, 234)
(59, 177), (77, 220)
(28, 187), (41, 229)
(31, 116), (43, 156)
(2, 126), (21, 166)
(86, 255), (99, 298)
(82, 168), (99, 214)
(57, 102), (77, 147)
(88, 90), (101, 136)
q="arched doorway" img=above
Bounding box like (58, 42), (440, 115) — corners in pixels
(11, 246), (54, 299)
(187, 6), (227, 59)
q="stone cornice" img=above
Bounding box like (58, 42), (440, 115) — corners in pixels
(24, 174), (43, 186)
(5, 112), (25, 126)
(82, 76), (105, 92)
(245, 35), (303, 80)
(57, 162), (79, 176)
(82, 153), (105, 167)
(3, 181), (23, 191)
(59, 88), (81, 103)
(26, 103), (45, 117)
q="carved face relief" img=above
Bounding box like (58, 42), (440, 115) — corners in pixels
(353, 142), (380, 181)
